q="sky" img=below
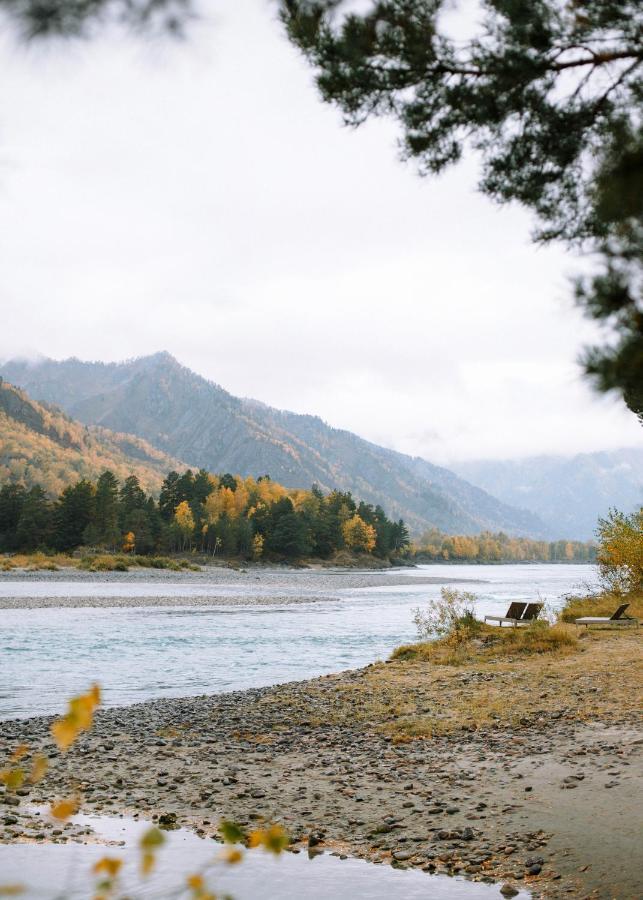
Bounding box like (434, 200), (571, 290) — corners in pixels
(0, 0), (640, 464)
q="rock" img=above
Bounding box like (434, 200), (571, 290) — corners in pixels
(499, 885), (519, 898)
(527, 864), (542, 875)
(392, 850), (413, 861)
(158, 812), (178, 829)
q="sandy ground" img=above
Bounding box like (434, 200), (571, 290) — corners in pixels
(1, 631), (641, 899)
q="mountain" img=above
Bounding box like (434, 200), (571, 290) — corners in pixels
(1, 353), (549, 537)
(452, 449), (643, 540)
(0, 377), (185, 497)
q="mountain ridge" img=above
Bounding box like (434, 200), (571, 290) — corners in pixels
(0, 377), (186, 496)
(1, 353), (550, 537)
(453, 448), (643, 540)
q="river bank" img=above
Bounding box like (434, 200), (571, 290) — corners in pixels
(1, 628), (640, 898)
(0, 564), (479, 609)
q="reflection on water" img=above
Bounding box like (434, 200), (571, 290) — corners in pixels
(0, 565), (596, 720)
(0, 811), (531, 899)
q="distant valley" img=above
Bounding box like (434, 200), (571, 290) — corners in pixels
(453, 449), (643, 541)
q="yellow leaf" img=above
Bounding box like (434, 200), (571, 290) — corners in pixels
(140, 826), (165, 849)
(140, 851), (155, 876)
(9, 745), (29, 763)
(187, 875), (204, 890)
(220, 847), (243, 865)
(248, 824), (288, 854)
(50, 719), (78, 752)
(0, 768), (24, 791)
(51, 685), (101, 751)
(0, 886), (25, 896)
(93, 857), (123, 878)
(29, 754), (48, 784)
(50, 797), (79, 820)
(68, 695), (94, 730)
(262, 824), (289, 854)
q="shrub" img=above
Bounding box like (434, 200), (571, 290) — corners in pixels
(596, 508), (643, 595)
(412, 588), (479, 643)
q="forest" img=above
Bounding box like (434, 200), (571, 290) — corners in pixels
(412, 529), (596, 564)
(0, 469), (411, 561)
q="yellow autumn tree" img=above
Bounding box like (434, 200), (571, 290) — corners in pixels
(596, 508), (643, 594)
(174, 501), (195, 551)
(342, 514), (376, 553)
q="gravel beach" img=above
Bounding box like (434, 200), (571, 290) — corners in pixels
(0, 564), (483, 608)
(1, 627), (641, 899)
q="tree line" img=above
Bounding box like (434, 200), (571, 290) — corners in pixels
(413, 529), (596, 564)
(0, 469), (410, 561)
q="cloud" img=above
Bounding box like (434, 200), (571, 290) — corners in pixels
(0, 0), (640, 464)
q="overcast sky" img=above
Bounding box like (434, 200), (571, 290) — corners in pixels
(0, 0), (640, 464)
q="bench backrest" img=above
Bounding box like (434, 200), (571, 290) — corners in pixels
(610, 603), (630, 620)
(505, 602), (527, 619)
(522, 603), (543, 621)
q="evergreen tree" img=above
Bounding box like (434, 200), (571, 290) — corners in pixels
(125, 507), (155, 554)
(193, 468), (213, 503)
(119, 475), (147, 529)
(159, 471), (181, 521)
(219, 473), (237, 492)
(390, 519), (410, 553)
(15, 485), (52, 550)
(53, 479), (95, 551)
(0, 483), (26, 551)
(266, 497), (309, 558)
(85, 470), (120, 548)
(176, 469), (195, 503)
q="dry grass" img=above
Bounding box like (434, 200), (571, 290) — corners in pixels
(391, 621), (578, 666)
(256, 601), (641, 743)
(0, 552), (200, 572)
(368, 629), (643, 740)
(0, 552), (76, 571)
(559, 590), (643, 622)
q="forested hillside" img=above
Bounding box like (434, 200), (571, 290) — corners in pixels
(0, 378), (184, 496)
(2, 354), (549, 538)
(0, 467), (409, 560)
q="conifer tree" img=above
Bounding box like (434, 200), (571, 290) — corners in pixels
(15, 485), (52, 550)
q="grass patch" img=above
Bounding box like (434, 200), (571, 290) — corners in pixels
(78, 554), (200, 572)
(1, 552), (76, 571)
(1, 551), (200, 572)
(559, 590), (643, 622)
(391, 622), (578, 666)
